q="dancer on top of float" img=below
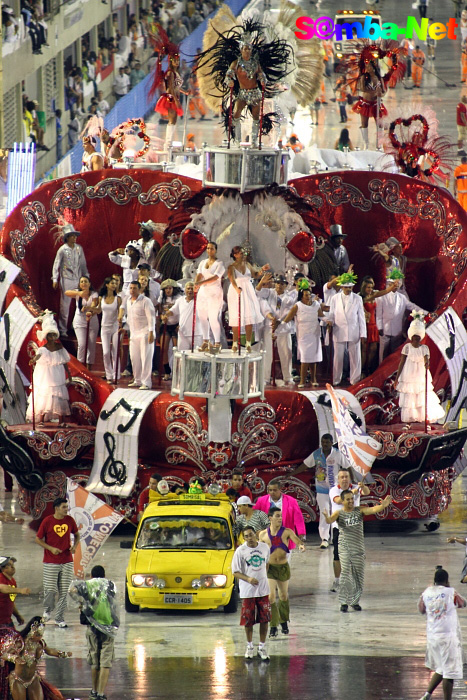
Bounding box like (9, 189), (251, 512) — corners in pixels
(196, 15), (292, 148)
(148, 27), (183, 151)
(337, 40), (406, 149)
(225, 36), (266, 147)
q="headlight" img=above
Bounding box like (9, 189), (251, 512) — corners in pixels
(200, 574), (227, 588)
(132, 574), (161, 587)
(213, 575), (227, 587)
(155, 579), (166, 588)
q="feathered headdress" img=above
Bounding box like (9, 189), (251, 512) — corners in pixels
(297, 277), (310, 291)
(196, 7), (292, 112)
(336, 271), (357, 287)
(51, 216), (81, 246)
(148, 26), (180, 100)
(382, 106), (455, 184)
(337, 39), (406, 90)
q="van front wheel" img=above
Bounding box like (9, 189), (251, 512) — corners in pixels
(223, 584), (238, 613)
(125, 585), (139, 613)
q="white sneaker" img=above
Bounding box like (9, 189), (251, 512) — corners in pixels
(418, 694), (432, 700)
(330, 579), (340, 592)
(128, 381), (141, 387)
(257, 645), (269, 661)
(320, 540), (329, 549)
(244, 644), (254, 659)
(122, 370), (132, 377)
(42, 611), (50, 622)
(139, 385), (150, 390)
(55, 621), (67, 628)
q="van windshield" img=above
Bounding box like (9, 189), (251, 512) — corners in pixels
(136, 516), (232, 550)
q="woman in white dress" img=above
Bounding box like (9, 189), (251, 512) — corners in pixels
(97, 277), (123, 383)
(394, 315), (445, 424)
(65, 275), (99, 369)
(26, 317), (71, 425)
(194, 242), (225, 354)
(227, 246), (270, 353)
(282, 281), (324, 387)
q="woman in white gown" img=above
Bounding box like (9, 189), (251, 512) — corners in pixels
(227, 246), (270, 353)
(194, 242), (225, 354)
(282, 280), (324, 387)
(394, 315), (445, 424)
(26, 314), (71, 425)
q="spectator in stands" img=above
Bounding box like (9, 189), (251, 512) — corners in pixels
(130, 61), (145, 88)
(113, 66), (130, 100)
(172, 17), (189, 43)
(67, 109), (80, 149)
(66, 68), (85, 114)
(26, 100), (49, 151)
(97, 90), (110, 117)
(28, 11), (46, 54)
(2, 5), (19, 43)
(55, 109), (63, 161)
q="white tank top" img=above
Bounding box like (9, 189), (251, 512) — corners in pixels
(101, 295), (119, 328)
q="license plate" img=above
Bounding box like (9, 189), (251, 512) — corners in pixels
(164, 594), (193, 605)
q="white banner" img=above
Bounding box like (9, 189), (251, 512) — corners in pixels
(0, 298), (35, 424)
(87, 388), (160, 497)
(0, 255), (20, 314)
(426, 308), (467, 422)
(67, 479), (124, 579)
(326, 384), (381, 474)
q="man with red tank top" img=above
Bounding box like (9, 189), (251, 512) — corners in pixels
(259, 507), (305, 639)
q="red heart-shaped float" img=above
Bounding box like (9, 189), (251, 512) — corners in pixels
(181, 228), (208, 259)
(286, 230), (316, 262)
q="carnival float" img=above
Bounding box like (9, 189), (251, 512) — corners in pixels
(0, 4), (466, 530)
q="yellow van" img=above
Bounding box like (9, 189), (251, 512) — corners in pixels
(124, 493), (239, 613)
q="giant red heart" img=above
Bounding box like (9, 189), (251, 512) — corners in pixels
(286, 230), (316, 262)
(181, 228), (208, 259)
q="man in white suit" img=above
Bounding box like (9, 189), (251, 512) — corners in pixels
(326, 274), (366, 385)
(376, 275), (425, 364)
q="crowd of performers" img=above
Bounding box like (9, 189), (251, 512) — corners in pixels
(1, 470), (464, 697)
(25, 215), (446, 428)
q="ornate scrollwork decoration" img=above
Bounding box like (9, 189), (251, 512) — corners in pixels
(70, 402), (97, 425)
(369, 468), (453, 520)
(232, 402), (282, 466)
(368, 179), (418, 216)
(11, 428), (94, 461)
(29, 471), (67, 519)
(164, 400), (282, 470)
(165, 401), (209, 470)
(66, 377), (94, 404)
(319, 176), (372, 211)
(47, 179), (87, 222)
(86, 175), (141, 204)
(355, 387), (385, 402)
(138, 178), (191, 209)
(10, 202), (47, 263)
(207, 443), (234, 467)
(368, 430), (423, 459)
